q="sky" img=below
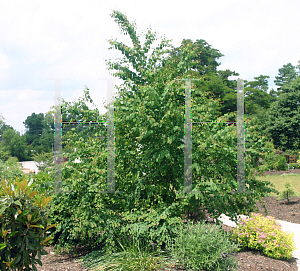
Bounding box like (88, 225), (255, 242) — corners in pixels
(1, 0), (300, 134)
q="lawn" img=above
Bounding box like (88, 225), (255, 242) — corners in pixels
(256, 173), (300, 197)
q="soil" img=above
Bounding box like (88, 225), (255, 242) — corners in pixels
(29, 169), (300, 270)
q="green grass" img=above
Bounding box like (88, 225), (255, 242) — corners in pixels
(255, 173), (300, 198)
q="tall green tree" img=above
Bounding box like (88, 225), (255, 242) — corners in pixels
(23, 113), (45, 147)
(274, 62), (299, 91)
(245, 75), (269, 92)
(45, 10), (278, 255)
(0, 114), (13, 136)
(2, 128), (28, 161)
(266, 76), (300, 151)
(0, 114), (12, 161)
(243, 75), (276, 115)
(154, 38), (240, 117)
(23, 112), (54, 155)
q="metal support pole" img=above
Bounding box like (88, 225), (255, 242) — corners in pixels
(237, 78), (246, 193)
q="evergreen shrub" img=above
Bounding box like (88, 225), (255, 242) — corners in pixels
(0, 177), (56, 270)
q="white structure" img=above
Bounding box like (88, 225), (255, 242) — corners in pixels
(17, 161), (40, 174)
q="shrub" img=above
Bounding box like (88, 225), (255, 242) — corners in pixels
(275, 155), (287, 171)
(44, 10), (279, 257)
(166, 220), (240, 271)
(277, 182), (299, 203)
(288, 163), (298, 169)
(0, 159), (25, 181)
(0, 177), (56, 270)
(231, 213), (296, 260)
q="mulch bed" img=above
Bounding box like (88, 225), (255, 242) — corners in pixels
(32, 169), (299, 271)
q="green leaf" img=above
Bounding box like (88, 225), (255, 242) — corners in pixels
(0, 206), (7, 216)
(7, 231), (18, 238)
(0, 243), (6, 250)
(16, 235), (22, 248)
(27, 243), (35, 250)
(16, 216), (27, 224)
(25, 236), (29, 248)
(23, 250), (29, 263)
(13, 200), (22, 206)
(11, 253), (21, 265)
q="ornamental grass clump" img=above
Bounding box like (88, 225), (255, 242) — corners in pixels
(166, 220), (240, 271)
(78, 227), (180, 271)
(231, 213), (296, 260)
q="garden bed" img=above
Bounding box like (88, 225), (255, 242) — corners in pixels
(33, 194), (299, 271)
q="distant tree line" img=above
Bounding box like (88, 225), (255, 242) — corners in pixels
(0, 45), (300, 162)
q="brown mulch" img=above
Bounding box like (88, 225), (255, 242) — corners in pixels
(31, 169), (299, 270)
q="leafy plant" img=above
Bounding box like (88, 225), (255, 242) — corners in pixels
(288, 163), (298, 169)
(166, 220), (240, 271)
(44, 9), (279, 259)
(265, 77), (300, 151)
(0, 149), (10, 162)
(275, 155), (287, 171)
(231, 213), (296, 260)
(0, 177), (56, 270)
(277, 182), (299, 203)
(31, 151), (54, 173)
(0, 158), (25, 181)
(78, 228), (179, 271)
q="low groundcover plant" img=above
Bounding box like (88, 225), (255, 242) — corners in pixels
(231, 213), (296, 260)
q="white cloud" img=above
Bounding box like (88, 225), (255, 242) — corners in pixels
(0, 54), (11, 82)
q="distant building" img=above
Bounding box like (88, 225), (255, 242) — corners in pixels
(17, 161), (40, 174)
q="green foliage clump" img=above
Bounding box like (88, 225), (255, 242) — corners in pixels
(288, 163), (298, 169)
(275, 155), (287, 171)
(265, 76), (300, 151)
(0, 158), (25, 181)
(0, 177), (56, 270)
(166, 220), (239, 271)
(31, 151), (54, 172)
(0, 149), (10, 162)
(44, 9), (279, 259)
(231, 213), (296, 260)
(78, 228), (179, 271)
(277, 182), (299, 203)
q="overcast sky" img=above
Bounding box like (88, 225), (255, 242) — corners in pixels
(1, 0), (300, 134)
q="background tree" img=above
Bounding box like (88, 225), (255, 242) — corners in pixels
(23, 112), (54, 156)
(274, 62), (299, 91)
(265, 76), (300, 151)
(155, 38), (240, 118)
(0, 114), (13, 138)
(23, 113), (45, 146)
(0, 114), (12, 161)
(2, 128), (28, 161)
(243, 75), (276, 115)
